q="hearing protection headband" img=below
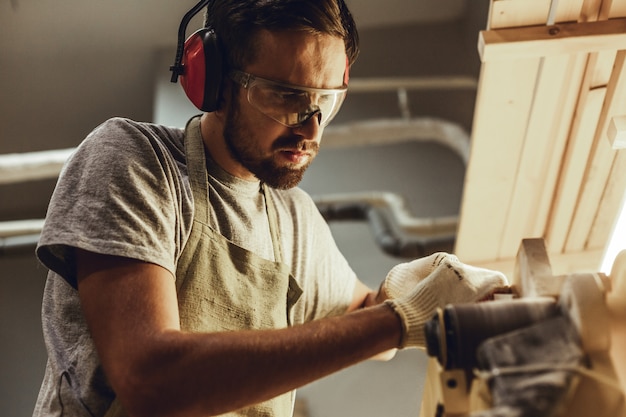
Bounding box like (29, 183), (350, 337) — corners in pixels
(170, 0), (210, 84)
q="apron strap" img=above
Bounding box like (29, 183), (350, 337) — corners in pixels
(261, 183), (283, 265)
(184, 116), (211, 224)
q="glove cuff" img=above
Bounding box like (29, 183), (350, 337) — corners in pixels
(384, 285), (440, 348)
(382, 264), (411, 299)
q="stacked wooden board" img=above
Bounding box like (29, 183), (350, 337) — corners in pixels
(455, 0), (626, 277)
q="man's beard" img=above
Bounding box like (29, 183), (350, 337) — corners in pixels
(223, 97), (318, 190)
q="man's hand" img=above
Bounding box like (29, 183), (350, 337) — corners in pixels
(380, 253), (451, 300)
(382, 253), (509, 348)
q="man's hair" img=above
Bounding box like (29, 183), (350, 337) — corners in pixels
(204, 0), (359, 72)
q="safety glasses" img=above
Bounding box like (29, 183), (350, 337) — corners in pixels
(229, 70), (347, 128)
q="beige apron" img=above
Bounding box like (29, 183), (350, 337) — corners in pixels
(105, 116), (302, 417)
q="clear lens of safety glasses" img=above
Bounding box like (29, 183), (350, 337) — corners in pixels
(230, 70), (347, 128)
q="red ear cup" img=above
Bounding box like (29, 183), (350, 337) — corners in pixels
(180, 28), (223, 112)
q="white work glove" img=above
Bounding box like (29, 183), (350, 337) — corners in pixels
(380, 252), (450, 299)
(383, 252), (508, 348)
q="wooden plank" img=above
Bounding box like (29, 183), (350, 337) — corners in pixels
(468, 247), (605, 280)
(607, 249), (626, 394)
(580, 0), (609, 21)
(591, 50), (618, 87)
(550, 247), (605, 272)
(609, 115), (626, 148)
(455, 58), (540, 262)
(587, 149), (626, 250)
(512, 238), (562, 297)
(566, 51), (626, 251)
(553, 0), (586, 22)
(488, 0), (552, 29)
(530, 52), (590, 234)
(545, 86), (607, 254)
(457, 0), (547, 263)
(610, 0), (626, 17)
(565, 131), (617, 251)
(499, 53), (588, 258)
(418, 358), (442, 417)
(479, 18), (626, 62)
(599, 0), (618, 19)
(604, 50), (626, 146)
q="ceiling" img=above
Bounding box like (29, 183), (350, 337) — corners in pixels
(0, 0), (465, 54)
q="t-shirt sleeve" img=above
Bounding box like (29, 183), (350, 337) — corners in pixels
(36, 118), (187, 288)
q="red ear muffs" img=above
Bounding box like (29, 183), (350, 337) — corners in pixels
(179, 28), (224, 112)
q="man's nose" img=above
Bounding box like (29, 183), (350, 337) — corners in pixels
(292, 111), (322, 139)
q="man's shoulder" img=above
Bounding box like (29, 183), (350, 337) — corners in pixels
(90, 117), (184, 143)
(79, 117), (187, 160)
(98, 116), (183, 131)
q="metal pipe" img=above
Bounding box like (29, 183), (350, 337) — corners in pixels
(313, 191), (458, 237)
(0, 219), (45, 238)
(0, 234), (40, 256)
(346, 76), (478, 93)
(323, 117), (470, 164)
(0, 118), (469, 185)
(314, 191), (457, 258)
(0, 220), (44, 255)
(0, 148), (74, 185)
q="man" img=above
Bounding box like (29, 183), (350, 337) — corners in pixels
(33, 1), (507, 416)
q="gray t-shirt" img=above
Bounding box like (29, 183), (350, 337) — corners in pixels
(33, 117), (358, 417)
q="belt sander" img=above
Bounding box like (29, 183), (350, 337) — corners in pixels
(419, 238), (626, 417)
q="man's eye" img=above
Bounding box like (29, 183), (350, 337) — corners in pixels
(318, 95), (332, 105)
(271, 91), (307, 107)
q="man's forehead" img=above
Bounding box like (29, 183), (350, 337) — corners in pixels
(246, 30), (347, 88)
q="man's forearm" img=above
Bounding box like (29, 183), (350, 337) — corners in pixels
(118, 303), (402, 417)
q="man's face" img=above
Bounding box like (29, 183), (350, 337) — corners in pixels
(223, 90), (317, 189)
(221, 30), (347, 189)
